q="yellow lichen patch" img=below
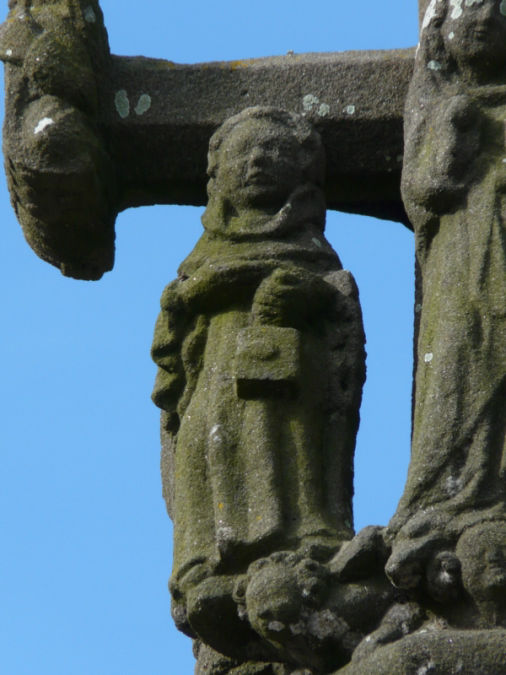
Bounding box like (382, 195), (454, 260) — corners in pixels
(227, 59), (253, 71)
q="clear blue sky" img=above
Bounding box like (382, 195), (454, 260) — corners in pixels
(1, 2), (419, 673)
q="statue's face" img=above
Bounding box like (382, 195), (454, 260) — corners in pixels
(245, 564), (301, 640)
(442, 0), (506, 78)
(215, 119), (307, 209)
(459, 522), (506, 605)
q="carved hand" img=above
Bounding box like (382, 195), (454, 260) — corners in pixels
(403, 95), (483, 215)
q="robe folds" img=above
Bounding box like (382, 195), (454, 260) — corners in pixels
(151, 185), (365, 595)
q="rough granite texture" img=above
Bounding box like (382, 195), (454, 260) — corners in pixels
(386, 0), (506, 574)
(1, 0), (416, 280)
(2, 1), (505, 673)
(151, 108), (366, 671)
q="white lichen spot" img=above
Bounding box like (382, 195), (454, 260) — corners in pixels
(302, 95), (329, 117)
(502, 158), (506, 164)
(422, 0), (443, 30)
(312, 237), (323, 248)
(318, 102), (330, 117)
(344, 105), (356, 116)
(303, 94), (319, 112)
(84, 5), (96, 22)
(465, 0), (484, 6)
(440, 569), (453, 584)
(209, 424), (222, 444)
(424, 352), (434, 363)
(415, 303), (423, 313)
(134, 94), (152, 116)
(267, 621), (285, 632)
(217, 526), (233, 542)
(428, 60), (442, 71)
(446, 475), (462, 496)
(308, 610), (343, 640)
(417, 660), (436, 675)
(289, 622), (305, 635)
(5, 49), (12, 57)
(34, 117), (54, 134)
(449, 0), (463, 19)
(501, 0), (506, 16)
(115, 90), (130, 119)
(448, 31), (455, 39)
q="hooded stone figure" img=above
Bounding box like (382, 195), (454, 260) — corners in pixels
(387, 0), (506, 583)
(150, 107), (365, 634)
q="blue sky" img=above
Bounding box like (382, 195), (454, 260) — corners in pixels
(1, 2), (419, 673)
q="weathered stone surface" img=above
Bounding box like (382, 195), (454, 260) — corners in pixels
(339, 629), (506, 675)
(329, 526), (389, 581)
(377, 3), (506, 669)
(1, 1), (416, 280)
(3, 2), (505, 673)
(0, 0), (116, 279)
(151, 107), (366, 667)
(106, 49), (414, 222)
(387, 0), (506, 570)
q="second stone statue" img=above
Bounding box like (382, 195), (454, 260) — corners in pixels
(150, 107), (366, 666)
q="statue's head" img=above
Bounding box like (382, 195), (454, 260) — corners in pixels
(206, 107), (325, 212)
(233, 551), (329, 642)
(420, 0), (506, 83)
(456, 520), (506, 623)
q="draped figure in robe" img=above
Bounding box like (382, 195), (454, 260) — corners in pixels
(150, 108), (365, 632)
(387, 0), (506, 587)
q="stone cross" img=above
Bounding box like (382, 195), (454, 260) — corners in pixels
(0, 0), (430, 279)
(6, 2), (506, 674)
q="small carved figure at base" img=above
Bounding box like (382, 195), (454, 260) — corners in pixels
(457, 520), (506, 628)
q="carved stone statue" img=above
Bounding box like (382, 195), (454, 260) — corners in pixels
(386, 0), (506, 584)
(150, 108), (366, 665)
(2, 2), (506, 673)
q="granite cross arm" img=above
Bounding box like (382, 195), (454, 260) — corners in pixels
(0, 0), (422, 280)
(98, 48), (415, 221)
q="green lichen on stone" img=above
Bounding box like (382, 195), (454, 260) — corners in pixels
(388, 1), (506, 645)
(0, 0), (116, 280)
(151, 108), (366, 668)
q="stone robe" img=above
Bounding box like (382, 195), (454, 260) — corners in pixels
(391, 91), (506, 542)
(151, 185), (365, 596)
